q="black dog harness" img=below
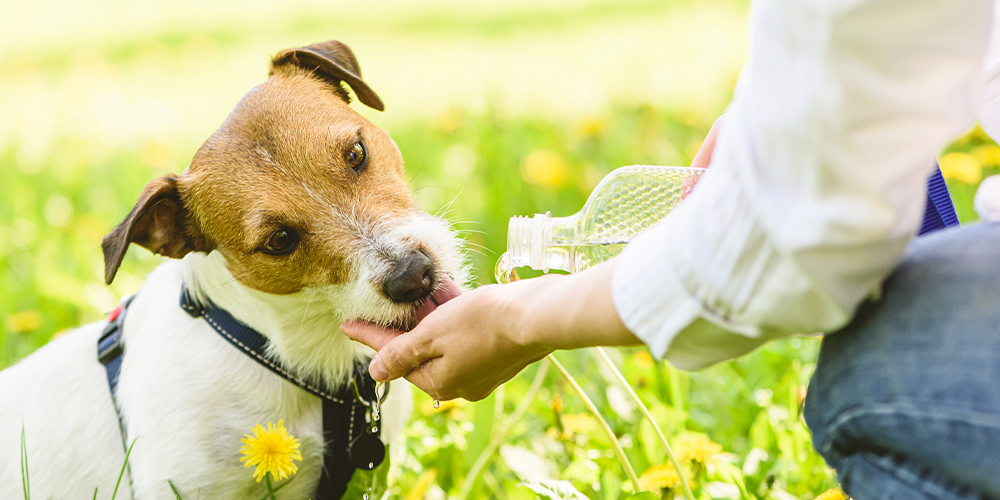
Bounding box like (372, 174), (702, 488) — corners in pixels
(97, 288), (386, 499)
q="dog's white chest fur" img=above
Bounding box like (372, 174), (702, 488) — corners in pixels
(0, 257), (411, 499)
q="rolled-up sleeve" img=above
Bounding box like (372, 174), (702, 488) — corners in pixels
(613, 0), (993, 370)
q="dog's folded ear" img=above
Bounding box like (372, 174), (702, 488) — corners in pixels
(102, 175), (211, 284)
(270, 40), (384, 112)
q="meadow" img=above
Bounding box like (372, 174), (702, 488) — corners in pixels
(2, 0), (998, 498)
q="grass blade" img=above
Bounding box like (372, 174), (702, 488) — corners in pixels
(111, 438), (137, 500)
(457, 358), (550, 500)
(595, 347), (694, 500)
(550, 354), (640, 492)
(20, 420), (30, 500)
(93, 488), (98, 500)
(256, 474), (297, 500)
(168, 480), (183, 499)
(264, 475), (278, 500)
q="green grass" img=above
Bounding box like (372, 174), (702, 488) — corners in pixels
(2, 97), (995, 500)
(2, 1), (998, 498)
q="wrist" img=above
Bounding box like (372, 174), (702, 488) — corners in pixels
(503, 275), (564, 354)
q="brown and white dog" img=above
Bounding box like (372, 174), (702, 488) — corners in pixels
(0, 40), (466, 498)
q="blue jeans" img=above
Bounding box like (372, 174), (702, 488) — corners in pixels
(805, 222), (1000, 500)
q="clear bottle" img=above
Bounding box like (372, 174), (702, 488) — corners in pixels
(497, 166), (703, 281)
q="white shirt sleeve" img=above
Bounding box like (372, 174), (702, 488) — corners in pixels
(612, 0), (994, 370)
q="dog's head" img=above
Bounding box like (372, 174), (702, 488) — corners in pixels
(103, 40), (465, 332)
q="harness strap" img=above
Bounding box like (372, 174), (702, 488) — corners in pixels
(179, 287), (385, 499)
(98, 289), (384, 500)
(919, 165), (960, 236)
(96, 294), (137, 499)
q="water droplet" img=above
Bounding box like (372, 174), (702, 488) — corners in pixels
(371, 381), (383, 424)
(433, 399), (441, 409)
(369, 461), (374, 469)
(363, 494), (369, 500)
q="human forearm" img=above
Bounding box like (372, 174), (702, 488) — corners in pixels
(516, 259), (640, 352)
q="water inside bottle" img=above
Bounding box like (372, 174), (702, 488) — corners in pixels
(496, 239), (626, 284)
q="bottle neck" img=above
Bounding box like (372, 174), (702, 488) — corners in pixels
(507, 212), (579, 273)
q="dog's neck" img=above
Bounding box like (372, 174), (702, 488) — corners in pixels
(180, 251), (371, 390)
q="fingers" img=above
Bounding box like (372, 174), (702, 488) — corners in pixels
(402, 362), (450, 400)
(357, 325), (439, 384)
(340, 320), (405, 351)
(340, 320), (416, 382)
(690, 114), (727, 169)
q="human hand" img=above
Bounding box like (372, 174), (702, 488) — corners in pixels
(682, 114), (726, 199)
(342, 260), (638, 401)
(691, 114), (725, 169)
(341, 276), (556, 401)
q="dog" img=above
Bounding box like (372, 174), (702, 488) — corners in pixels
(0, 40), (467, 499)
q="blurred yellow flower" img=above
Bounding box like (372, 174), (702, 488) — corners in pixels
(638, 463), (690, 495)
(560, 413), (598, 435)
(675, 433), (723, 471)
(576, 115), (607, 137)
(546, 427), (561, 440)
(521, 149), (568, 187)
(432, 109), (463, 133)
(549, 394), (564, 413)
(939, 152), (982, 184)
(6, 310), (42, 333)
(406, 468), (438, 500)
(972, 144), (1000, 167)
(814, 488), (849, 500)
(632, 351), (655, 369)
(239, 420), (302, 483)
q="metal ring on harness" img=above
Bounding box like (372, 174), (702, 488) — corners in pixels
(352, 377), (389, 408)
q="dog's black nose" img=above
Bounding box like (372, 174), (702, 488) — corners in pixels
(383, 250), (435, 303)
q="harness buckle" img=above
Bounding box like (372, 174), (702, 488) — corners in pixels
(351, 374), (390, 408)
(98, 321), (124, 366)
(98, 295), (134, 366)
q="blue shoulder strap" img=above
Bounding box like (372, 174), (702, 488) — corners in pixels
(918, 164), (960, 236)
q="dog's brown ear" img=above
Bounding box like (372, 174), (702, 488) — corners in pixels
(102, 175), (211, 284)
(270, 40), (384, 111)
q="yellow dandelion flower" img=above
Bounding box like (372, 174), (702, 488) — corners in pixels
(638, 463), (690, 495)
(240, 420), (303, 483)
(5, 310), (42, 333)
(814, 488), (849, 500)
(675, 433), (723, 470)
(560, 413), (598, 435)
(406, 468), (438, 500)
(576, 115), (608, 137)
(939, 152), (982, 184)
(972, 144), (1000, 167)
(520, 149), (568, 187)
(549, 394), (564, 413)
(632, 351), (655, 370)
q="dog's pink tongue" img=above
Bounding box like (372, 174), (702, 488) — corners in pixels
(413, 276), (462, 322)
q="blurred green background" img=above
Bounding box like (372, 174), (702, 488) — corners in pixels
(2, 0), (997, 498)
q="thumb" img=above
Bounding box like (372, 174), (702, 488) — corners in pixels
(370, 329), (438, 383)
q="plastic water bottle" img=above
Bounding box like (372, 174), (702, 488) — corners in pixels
(495, 165), (703, 283)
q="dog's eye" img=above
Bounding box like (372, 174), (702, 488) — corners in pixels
(261, 229), (299, 255)
(345, 140), (367, 173)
